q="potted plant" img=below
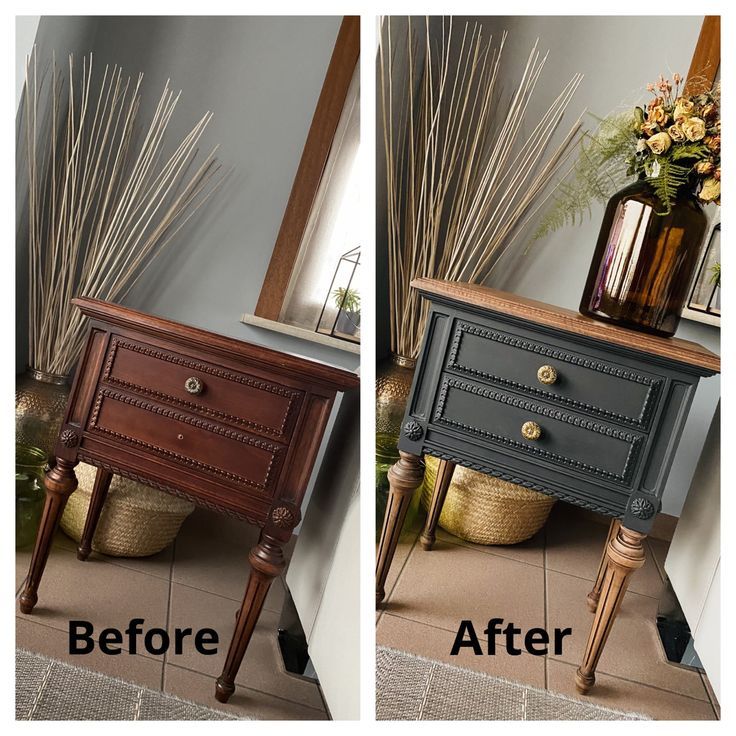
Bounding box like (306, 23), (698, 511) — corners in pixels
(333, 286), (361, 336)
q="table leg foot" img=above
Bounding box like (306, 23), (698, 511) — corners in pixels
(577, 524), (646, 694)
(20, 458), (78, 615)
(376, 452), (424, 608)
(214, 678), (235, 703)
(575, 668), (595, 694)
(215, 531), (285, 702)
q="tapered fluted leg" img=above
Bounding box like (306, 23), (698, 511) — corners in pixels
(586, 519), (621, 612)
(215, 531), (285, 703)
(420, 459), (455, 551)
(20, 458), (78, 614)
(575, 524), (646, 694)
(376, 451), (424, 606)
(77, 468), (113, 561)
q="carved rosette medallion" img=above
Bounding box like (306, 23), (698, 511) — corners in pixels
(60, 429), (79, 448)
(402, 420), (423, 442)
(630, 497), (655, 520)
(271, 506), (296, 529)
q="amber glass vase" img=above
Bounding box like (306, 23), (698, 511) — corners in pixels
(580, 179), (707, 337)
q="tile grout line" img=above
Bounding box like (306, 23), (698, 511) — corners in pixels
(542, 525), (548, 691)
(164, 661), (328, 714)
(698, 670), (720, 719)
(378, 611), (541, 662)
(382, 530), (421, 604)
(161, 537), (177, 692)
(550, 657), (713, 704)
(438, 535), (546, 568)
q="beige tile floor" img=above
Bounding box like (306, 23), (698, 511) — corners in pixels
(15, 507), (328, 720)
(377, 502), (720, 721)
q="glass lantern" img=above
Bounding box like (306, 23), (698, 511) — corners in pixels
(315, 246), (360, 344)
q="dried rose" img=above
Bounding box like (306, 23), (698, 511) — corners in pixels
(699, 177), (720, 203)
(705, 134), (720, 152)
(701, 103), (718, 121)
(695, 160), (715, 175)
(648, 105), (668, 126)
(681, 117), (706, 141)
(646, 132), (672, 155)
(674, 97), (695, 120)
(668, 124), (686, 142)
(714, 168), (721, 182)
(641, 121), (659, 137)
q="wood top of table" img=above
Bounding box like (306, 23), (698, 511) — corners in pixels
(73, 297), (360, 392)
(411, 279), (721, 374)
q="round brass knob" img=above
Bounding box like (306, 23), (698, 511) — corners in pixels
(521, 421), (542, 441)
(184, 376), (204, 395)
(537, 365), (558, 385)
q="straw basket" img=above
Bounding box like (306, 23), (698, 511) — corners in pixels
(60, 463), (195, 557)
(421, 455), (555, 545)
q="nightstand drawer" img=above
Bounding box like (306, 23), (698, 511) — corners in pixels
(102, 336), (303, 442)
(446, 319), (664, 430)
(87, 388), (286, 497)
(432, 375), (645, 487)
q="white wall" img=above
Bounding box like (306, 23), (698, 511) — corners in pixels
(665, 404), (720, 698)
(15, 17), (40, 107)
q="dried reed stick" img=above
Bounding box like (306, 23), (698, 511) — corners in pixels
(380, 18), (584, 359)
(21, 49), (224, 376)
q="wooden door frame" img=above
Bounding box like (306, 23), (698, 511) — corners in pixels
(254, 16), (360, 322)
(685, 15), (720, 95)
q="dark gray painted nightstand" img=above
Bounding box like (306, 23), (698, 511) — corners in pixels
(376, 278), (720, 694)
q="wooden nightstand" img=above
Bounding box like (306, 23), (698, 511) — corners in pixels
(376, 278), (719, 694)
(19, 298), (358, 703)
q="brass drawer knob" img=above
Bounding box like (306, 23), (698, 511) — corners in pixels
(537, 365), (558, 385)
(184, 376), (204, 395)
(521, 421), (542, 441)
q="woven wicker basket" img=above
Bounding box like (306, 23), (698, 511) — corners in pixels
(60, 463), (195, 557)
(421, 455), (555, 545)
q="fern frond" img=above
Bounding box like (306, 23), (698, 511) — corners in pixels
(646, 159), (691, 214)
(534, 112), (636, 239)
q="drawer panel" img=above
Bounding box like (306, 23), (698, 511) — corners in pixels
(432, 375), (645, 486)
(87, 388), (286, 496)
(103, 337), (302, 442)
(446, 320), (664, 430)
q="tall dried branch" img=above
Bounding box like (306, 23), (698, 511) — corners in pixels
(379, 17), (584, 359)
(21, 48), (225, 375)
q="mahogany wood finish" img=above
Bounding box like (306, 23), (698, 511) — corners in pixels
(19, 298), (358, 702)
(77, 468), (112, 561)
(377, 278), (719, 695)
(375, 452), (424, 605)
(19, 458), (78, 614)
(419, 459), (456, 551)
(254, 16), (360, 321)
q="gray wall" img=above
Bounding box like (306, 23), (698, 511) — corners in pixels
(377, 16), (718, 516)
(18, 15), (356, 372)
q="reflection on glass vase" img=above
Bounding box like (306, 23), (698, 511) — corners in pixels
(16, 369), (71, 459)
(16, 444), (48, 549)
(580, 179), (708, 337)
(376, 353), (421, 539)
